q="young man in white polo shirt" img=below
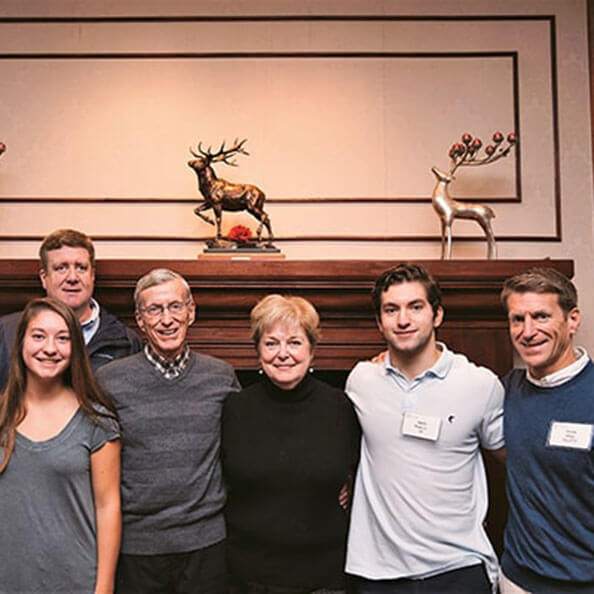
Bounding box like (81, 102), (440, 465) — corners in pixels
(346, 263), (505, 593)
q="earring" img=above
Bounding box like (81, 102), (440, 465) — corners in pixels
(258, 369), (264, 375)
(309, 367), (314, 374)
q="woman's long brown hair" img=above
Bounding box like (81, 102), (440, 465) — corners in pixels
(0, 298), (117, 473)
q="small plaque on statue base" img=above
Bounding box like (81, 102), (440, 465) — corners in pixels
(199, 245), (284, 261)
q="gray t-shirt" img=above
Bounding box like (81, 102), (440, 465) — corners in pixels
(0, 407), (119, 593)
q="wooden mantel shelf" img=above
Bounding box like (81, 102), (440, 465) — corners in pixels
(0, 258), (573, 377)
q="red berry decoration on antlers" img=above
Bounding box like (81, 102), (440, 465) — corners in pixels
(447, 131), (517, 173)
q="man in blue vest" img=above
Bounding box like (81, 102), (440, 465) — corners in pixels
(499, 268), (593, 593)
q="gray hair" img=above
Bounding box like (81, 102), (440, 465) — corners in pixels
(134, 268), (192, 310)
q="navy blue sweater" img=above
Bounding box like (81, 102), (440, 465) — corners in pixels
(502, 361), (594, 593)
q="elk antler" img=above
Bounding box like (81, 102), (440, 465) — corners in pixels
(189, 138), (250, 167)
(448, 131), (517, 175)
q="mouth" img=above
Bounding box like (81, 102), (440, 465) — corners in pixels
(395, 330), (416, 338)
(519, 339), (547, 350)
(35, 357), (64, 365)
(157, 328), (180, 338)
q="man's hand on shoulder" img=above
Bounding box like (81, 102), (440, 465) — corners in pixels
(370, 350), (388, 364)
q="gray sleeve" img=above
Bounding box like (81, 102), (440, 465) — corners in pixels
(90, 407), (120, 453)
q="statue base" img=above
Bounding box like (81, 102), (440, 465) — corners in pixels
(199, 244), (284, 260)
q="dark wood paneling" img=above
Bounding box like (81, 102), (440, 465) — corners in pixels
(0, 258), (573, 377)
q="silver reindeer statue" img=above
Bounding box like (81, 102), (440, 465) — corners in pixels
(432, 131), (517, 260)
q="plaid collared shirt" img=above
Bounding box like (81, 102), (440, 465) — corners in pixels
(143, 343), (191, 380)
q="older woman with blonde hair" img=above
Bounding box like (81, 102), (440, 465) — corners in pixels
(222, 294), (360, 594)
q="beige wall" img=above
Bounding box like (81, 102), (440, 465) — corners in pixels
(0, 0), (593, 351)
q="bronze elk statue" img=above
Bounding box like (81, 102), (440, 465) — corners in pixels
(188, 138), (273, 247)
(431, 131), (517, 260)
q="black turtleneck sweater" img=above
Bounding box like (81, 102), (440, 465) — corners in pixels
(222, 373), (360, 591)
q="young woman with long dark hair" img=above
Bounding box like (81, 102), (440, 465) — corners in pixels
(0, 297), (121, 593)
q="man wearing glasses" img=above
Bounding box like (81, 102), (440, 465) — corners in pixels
(97, 268), (240, 594)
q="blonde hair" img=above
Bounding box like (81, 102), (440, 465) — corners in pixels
(250, 295), (321, 348)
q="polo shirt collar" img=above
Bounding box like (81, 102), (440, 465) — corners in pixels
(384, 341), (452, 383)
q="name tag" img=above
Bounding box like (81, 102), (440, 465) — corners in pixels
(547, 421), (593, 451)
(401, 412), (441, 441)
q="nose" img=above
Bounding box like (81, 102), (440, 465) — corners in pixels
(521, 316), (536, 339)
(65, 266), (78, 283)
(42, 338), (57, 354)
(276, 342), (290, 358)
(396, 309), (410, 327)
(160, 308), (174, 325)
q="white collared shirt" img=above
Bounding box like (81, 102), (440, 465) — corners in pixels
(526, 346), (590, 388)
(80, 298), (100, 345)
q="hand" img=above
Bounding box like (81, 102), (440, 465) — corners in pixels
(338, 482), (350, 510)
(370, 350), (388, 364)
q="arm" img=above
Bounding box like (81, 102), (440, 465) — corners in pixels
(91, 439), (121, 594)
(485, 446), (506, 466)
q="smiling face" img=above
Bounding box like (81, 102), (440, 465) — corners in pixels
(39, 246), (95, 321)
(135, 279), (195, 361)
(377, 281), (443, 362)
(258, 320), (314, 390)
(506, 291), (580, 378)
(22, 309), (72, 383)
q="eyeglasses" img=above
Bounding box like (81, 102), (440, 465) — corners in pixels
(139, 301), (189, 319)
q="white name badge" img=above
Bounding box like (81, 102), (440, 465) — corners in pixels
(401, 412), (442, 441)
(547, 421), (593, 451)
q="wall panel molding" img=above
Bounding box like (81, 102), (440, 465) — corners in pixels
(0, 13), (559, 243)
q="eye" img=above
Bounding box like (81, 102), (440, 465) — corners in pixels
(169, 302), (185, 314)
(263, 340), (278, 349)
(411, 303), (424, 311)
(31, 332), (45, 340)
(146, 305), (163, 316)
(289, 339), (303, 347)
(384, 306), (396, 314)
(76, 264), (88, 272)
(53, 264), (67, 272)
(57, 334), (71, 343)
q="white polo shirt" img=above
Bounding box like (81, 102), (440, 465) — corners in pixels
(346, 343), (504, 586)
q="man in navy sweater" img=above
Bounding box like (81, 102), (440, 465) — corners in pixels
(500, 268), (593, 593)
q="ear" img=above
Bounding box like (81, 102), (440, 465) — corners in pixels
(567, 307), (581, 337)
(188, 300), (196, 326)
(433, 306), (444, 329)
(39, 268), (47, 291)
(135, 310), (145, 334)
(376, 315), (384, 334)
